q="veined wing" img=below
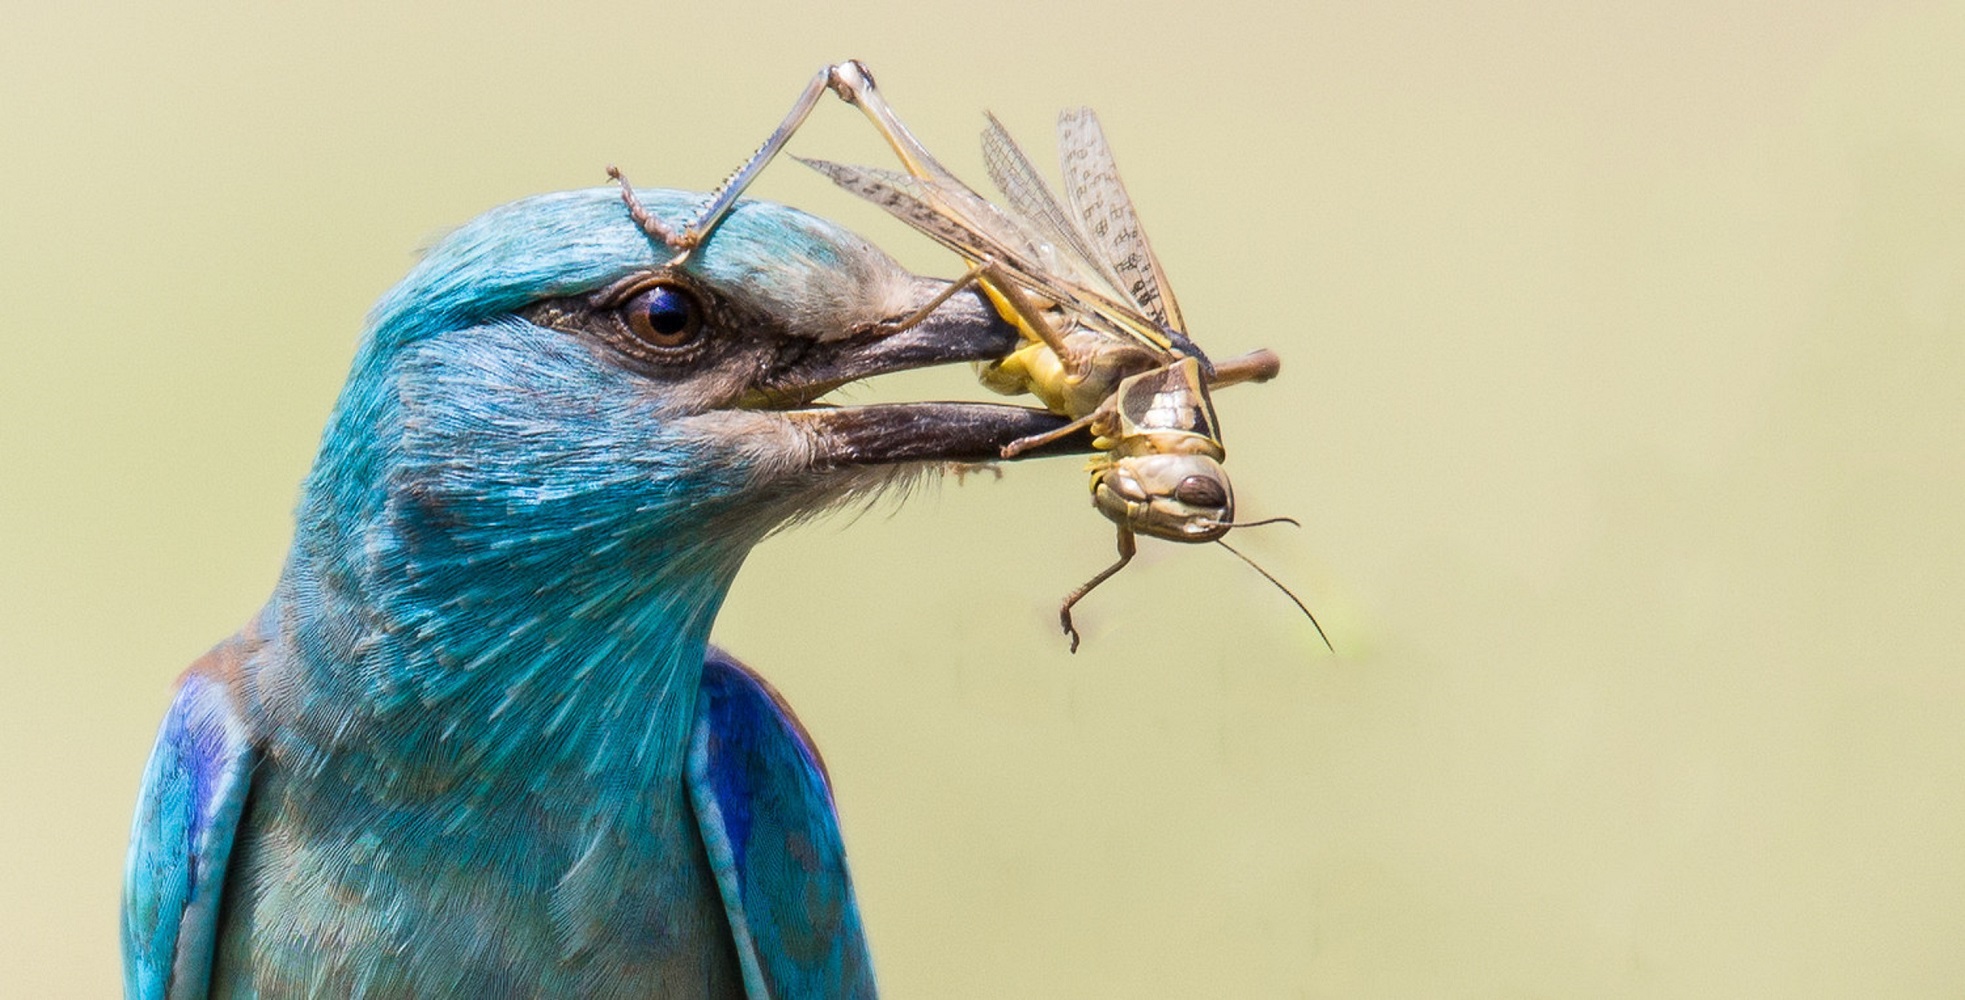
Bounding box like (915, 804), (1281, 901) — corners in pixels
(907, 159), (1058, 276)
(798, 156), (1091, 320)
(798, 158), (978, 253)
(799, 156), (1179, 353)
(980, 113), (1125, 298)
(806, 142), (1058, 281)
(1057, 107), (1187, 334)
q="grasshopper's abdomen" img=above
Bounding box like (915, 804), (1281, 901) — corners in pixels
(979, 326), (1163, 420)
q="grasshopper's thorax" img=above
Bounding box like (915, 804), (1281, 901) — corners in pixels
(1092, 356), (1223, 450)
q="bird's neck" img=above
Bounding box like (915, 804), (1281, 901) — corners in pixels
(252, 328), (802, 807)
(254, 500), (763, 806)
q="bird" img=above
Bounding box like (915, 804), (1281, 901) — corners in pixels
(122, 183), (1085, 998)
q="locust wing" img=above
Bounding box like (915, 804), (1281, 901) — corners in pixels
(796, 158), (1018, 268)
(1056, 107), (1186, 335)
(799, 157), (1113, 331)
(980, 113), (1125, 298)
(802, 153), (1207, 365)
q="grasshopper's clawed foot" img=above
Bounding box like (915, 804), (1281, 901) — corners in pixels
(606, 165), (692, 252)
(1059, 607), (1084, 654)
(1055, 527), (1138, 654)
(944, 461), (1003, 484)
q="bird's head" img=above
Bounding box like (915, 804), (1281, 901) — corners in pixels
(258, 185), (1086, 768)
(291, 187), (1075, 656)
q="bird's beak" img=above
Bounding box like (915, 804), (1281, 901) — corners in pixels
(749, 279), (1093, 467)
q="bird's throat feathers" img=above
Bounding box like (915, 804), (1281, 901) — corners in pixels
(273, 324), (793, 792)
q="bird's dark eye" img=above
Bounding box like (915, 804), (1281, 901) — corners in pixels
(622, 283), (702, 349)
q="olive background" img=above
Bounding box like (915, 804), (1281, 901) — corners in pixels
(5, 2), (1963, 996)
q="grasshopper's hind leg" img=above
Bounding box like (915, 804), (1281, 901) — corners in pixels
(872, 261), (990, 336)
(1059, 527), (1137, 653)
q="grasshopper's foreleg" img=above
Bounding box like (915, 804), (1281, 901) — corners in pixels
(1000, 406), (1102, 459)
(1059, 526), (1137, 653)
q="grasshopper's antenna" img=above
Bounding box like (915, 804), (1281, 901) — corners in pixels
(1207, 515), (1301, 530)
(1215, 539), (1334, 653)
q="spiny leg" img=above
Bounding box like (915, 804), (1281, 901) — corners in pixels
(677, 59), (964, 255)
(1059, 526), (1137, 653)
(824, 60), (961, 184)
(669, 65), (841, 253)
(614, 61), (892, 257)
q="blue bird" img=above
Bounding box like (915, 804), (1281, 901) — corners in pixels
(122, 185), (1081, 998)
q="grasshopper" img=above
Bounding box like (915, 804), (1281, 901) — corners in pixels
(612, 61), (1324, 652)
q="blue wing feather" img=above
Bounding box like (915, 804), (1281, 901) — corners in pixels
(687, 648), (876, 999)
(123, 660), (255, 1000)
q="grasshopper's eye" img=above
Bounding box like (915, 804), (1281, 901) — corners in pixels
(1174, 474), (1227, 509)
(622, 283), (702, 349)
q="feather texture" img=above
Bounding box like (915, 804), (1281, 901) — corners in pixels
(122, 187), (950, 998)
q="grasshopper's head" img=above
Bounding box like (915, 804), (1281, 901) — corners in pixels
(1091, 452), (1234, 543)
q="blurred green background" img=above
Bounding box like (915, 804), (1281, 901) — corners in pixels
(5, 1), (1963, 996)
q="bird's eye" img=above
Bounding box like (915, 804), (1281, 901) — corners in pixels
(622, 283), (703, 349)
